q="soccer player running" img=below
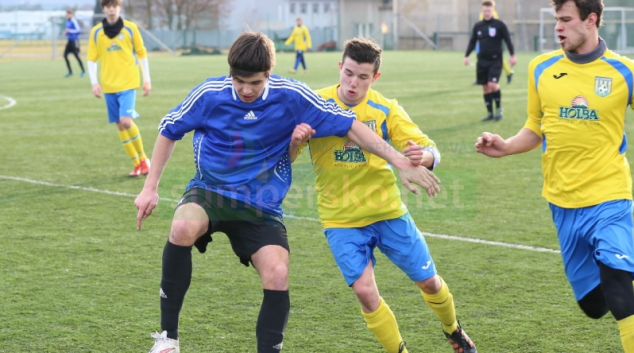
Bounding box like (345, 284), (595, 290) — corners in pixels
(285, 17), (312, 74)
(135, 31), (440, 353)
(464, 0), (516, 122)
(475, 0), (634, 351)
(87, 0), (152, 177)
(290, 37), (476, 353)
(62, 9), (85, 78)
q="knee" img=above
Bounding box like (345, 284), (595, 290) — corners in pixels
(352, 279), (380, 309)
(417, 275), (442, 294)
(169, 221), (205, 246)
(119, 118), (133, 129)
(578, 299), (609, 319)
(262, 262), (289, 290)
(577, 285), (609, 319)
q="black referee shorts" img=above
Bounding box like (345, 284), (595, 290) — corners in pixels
(476, 57), (502, 85)
(177, 187), (288, 267)
(64, 39), (80, 55)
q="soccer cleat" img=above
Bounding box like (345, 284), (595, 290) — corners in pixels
(148, 331), (180, 353)
(507, 72), (514, 84)
(140, 158), (151, 175)
(494, 108), (504, 122)
(444, 322), (476, 353)
(64, 73), (73, 78)
(289, 69), (296, 74)
(398, 341), (407, 353)
(80, 72), (86, 78)
(129, 163), (143, 177)
(481, 113), (494, 122)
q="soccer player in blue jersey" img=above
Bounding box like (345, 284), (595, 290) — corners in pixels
(62, 9), (85, 78)
(134, 31), (440, 353)
(475, 0), (634, 351)
(291, 37), (476, 353)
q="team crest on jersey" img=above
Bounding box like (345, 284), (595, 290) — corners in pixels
(594, 76), (612, 97)
(488, 26), (496, 37)
(118, 33), (124, 40)
(558, 96), (599, 121)
(107, 41), (122, 52)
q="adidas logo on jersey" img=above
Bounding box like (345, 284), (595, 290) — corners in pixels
(244, 111), (257, 120)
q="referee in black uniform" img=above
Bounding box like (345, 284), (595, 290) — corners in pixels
(464, 0), (516, 121)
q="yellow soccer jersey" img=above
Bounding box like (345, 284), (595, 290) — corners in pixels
(524, 49), (634, 208)
(284, 25), (312, 51)
(299, 85), (437, 228)
(87, 20), (147, 94)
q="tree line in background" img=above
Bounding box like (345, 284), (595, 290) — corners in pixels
(120, 0), (231, 31)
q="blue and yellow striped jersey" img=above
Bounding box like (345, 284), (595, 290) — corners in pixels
(87, 20), (147, 93)
(299, 84), (437, 228)
(524, 49), (634, 208)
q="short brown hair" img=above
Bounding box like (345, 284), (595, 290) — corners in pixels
(101, 0), (122, 7)
(342, 37), (382, 75)
(228, 31), (276, 77)
(482, 1), (495, 7)
(551, 0), (603, 28)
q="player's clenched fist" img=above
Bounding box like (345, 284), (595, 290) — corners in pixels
(290, 123), (315, 149)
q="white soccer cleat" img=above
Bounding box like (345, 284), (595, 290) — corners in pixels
(148, 331), (180, 353)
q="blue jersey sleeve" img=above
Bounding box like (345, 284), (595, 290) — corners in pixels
(290, 81), (356, 138)
(158, 82), (210, 140)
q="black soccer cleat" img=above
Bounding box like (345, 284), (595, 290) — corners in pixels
(398, 341), (407, 353)
(494, 108), (504, 122)
(481, 113), (494, 122)
(507, 72), (514, 84)
(444, 321), (477, 353)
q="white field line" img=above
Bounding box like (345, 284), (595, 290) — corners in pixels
(0, 95), (16, 110)
(0, 175), (560, 254)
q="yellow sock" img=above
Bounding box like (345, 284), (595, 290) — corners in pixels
(618, 314), (634, 353)
(362, 298), (407, 353)
(503, 60), (512, 75)
(126, 122), (147, 160)
(119, 129), (140, 166)
(421, 276), (458, 334)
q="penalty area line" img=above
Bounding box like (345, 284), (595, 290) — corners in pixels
(0, 174), (560, 254)
(0, 95), (16, 110)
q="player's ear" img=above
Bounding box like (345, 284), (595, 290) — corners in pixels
(338, 61), (343, 70)
(372, 72), (381, 83)
(587, 13), (598, 28)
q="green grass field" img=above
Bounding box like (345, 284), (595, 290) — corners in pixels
(1, 50), (633, 352)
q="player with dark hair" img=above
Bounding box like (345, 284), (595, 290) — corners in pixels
(476, 0), (634, 351)
(135, 31), (440, 353)
(292, 37), (476, 353)
(87, 0), (152, 177)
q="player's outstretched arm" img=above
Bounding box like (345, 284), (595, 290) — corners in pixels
(346, 120), (440, 197)
(475, 128), (541, 158)
(135, 134), (177, 230)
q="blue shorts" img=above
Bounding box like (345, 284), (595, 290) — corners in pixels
(104, 89), (139, 123)
(324, 213), (437, 286)
(550, 200), (634, 301)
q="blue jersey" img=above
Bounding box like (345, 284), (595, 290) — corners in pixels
(159, 74), (356, 217)
(65, 17), (81, 41)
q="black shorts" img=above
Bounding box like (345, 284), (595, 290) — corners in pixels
(65, 40), (80, 55)
(177, 187), (288, 266)
(476, 58), (502, 85)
